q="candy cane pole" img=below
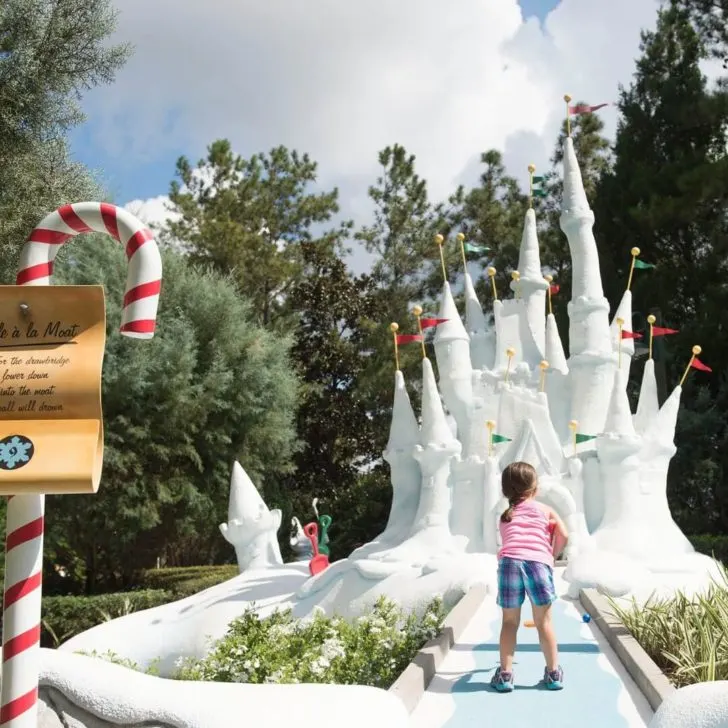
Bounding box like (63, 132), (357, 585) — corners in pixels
(1, 202), (162, 728)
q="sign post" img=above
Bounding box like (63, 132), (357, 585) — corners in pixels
(0, 202), (162, 728)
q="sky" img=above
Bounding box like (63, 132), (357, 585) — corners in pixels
(69, 0), (664, 271)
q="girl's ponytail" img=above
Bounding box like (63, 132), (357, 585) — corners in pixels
(501, 502), (515, 523)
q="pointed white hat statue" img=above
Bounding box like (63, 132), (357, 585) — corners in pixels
(219, 461), (283, 572)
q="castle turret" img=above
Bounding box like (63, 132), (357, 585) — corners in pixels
(511, 208), (548, 354)
(464, 271), (495, 370)
(560, 136), (616, 435)
(634, 359), (660, 434)
(610, 290), (634, 380)
(544, 313), (571, 442)
(433, 282), (473, 449)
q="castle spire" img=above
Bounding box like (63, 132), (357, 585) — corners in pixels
(604, 368), (636, 437)
(227, 461), (268, 523)
(385, 370), (420, 453)
(610, 290), (634, 379)
(545, 314), (568, 374)
(634, 359), (660, 434)
(644, 384), (682, 449)
(420, 357), (457, 446)
(433, 282), (469, 345)
(464, 271), (495, 370)
(464, 271), (487, 333)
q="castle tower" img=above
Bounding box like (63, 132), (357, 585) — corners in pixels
(634, 359), (660, 434)
(381, 370), (423, 545)
(610, 290), (635, 380)
(433, 282), (473, 449)
(511, 208), (549, 354)
(560, 136), (616, 435)
(464, 271), (495, 370)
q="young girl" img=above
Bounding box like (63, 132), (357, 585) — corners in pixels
(490, 461), (568, 693)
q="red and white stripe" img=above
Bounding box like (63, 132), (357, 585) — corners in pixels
(1, 202), (162, 728)
(16, 202), (163, 338)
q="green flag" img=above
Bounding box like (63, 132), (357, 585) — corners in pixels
(531, 175), (547, 198)
(464, 243), (489, 254)
(492, 433), (512, 444)
(633, 259), (655, 270)
(575, 433), (597, 444)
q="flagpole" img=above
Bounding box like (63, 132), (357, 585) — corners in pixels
(545, 275), (553, 315)
(512, 270), (521, 300)
(457, 232), (467, 272)
(565, 94), (572, 137)
(488, 266), (498, 301)
(412, 305), (427, 360)
(505, 347), (515, 384)
(679, 345), (701, 387)
(647, 314), (655, 360)
(390, 322), (400, 371)
(539, 360), (549, 393)
(616, 317), (624, 369)
(569, 420), (578, 456)
(627, 247), (640, 291)
(528, 164), (535, 209)
(435, 234), (447, 283)
(486, 420), (495, 458)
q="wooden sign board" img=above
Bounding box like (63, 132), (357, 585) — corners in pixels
(0, 286), (106, 494)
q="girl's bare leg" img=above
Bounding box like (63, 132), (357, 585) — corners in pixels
(532, 603), (559, 671)
(499, 606), (521, 672)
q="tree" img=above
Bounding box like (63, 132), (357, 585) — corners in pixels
(0, 0), (130, 283)
(674, 0), (728, 67)
(164, 141), (348, 328)
(46, 241), (300, 591)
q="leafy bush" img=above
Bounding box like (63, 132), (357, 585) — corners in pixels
(175, 596), (446, 688)
(689, 534), (728, 564)
(136, 565), (238, 597)
(609, 562), (728, 687)
(41, 589), (171, 647)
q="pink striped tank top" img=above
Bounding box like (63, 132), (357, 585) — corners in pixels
(498, 500), (554, 567)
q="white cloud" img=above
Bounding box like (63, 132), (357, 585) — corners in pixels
(97, 0), (663, 272)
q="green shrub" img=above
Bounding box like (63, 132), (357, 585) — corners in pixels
(608, 562), (728, 687)
(175, 596), (446, 688)
(689, 534), (728, 564)
(136, 565), (238, 597)
(41, 589), (171, 647)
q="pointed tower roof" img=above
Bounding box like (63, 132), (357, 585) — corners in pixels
(604, 367), (636, 436)
(464, 271), (488, 334)
(634, 359), (660, 434)
(610, 290), (634, 356)
(545, 313), (568, 374)
(644, 384), (682, 447)
(434, 282), (469, 344)
(561, 136), (590, 217)
(386, 370), (421, 452)
(516, 208), (544, 281)
(420, 357), (455, 446)
(227, 461), (268, 523)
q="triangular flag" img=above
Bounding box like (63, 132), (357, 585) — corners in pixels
(633, 260), (655, 270)
(420, 317), (448, 329)
(549, 284), (560, 294)
(463, 243), (489, 254)
(621, 330), (643, 340)
(492, 434), (512, 444)
(569, 103), (609, 114)
(691, 357), (712, 372)
(575, 433), (597, 444)
(396, 334), (423, 345)
(652, 326), (678, 336)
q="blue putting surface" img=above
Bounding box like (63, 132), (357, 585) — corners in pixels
(441, 599), (634, 728)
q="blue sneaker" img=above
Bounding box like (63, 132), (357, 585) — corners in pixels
(544, 665), (564, 690)
(490, 666), (514, 692)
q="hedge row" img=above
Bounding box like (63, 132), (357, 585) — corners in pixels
(689, 534), (728, 564)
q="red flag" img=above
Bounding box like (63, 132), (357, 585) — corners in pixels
(621, 330), (643, 340)
(691, 357), (712, 372)
(396, 334), (423, 345)
(549, 284), (560, 294)
(652, 326), (679, 336)
(569, 103), (609, 114)
(420, 317), (448, 329)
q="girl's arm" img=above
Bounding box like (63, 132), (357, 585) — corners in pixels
(548, 509), (569, 558)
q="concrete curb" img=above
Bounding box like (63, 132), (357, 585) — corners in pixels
(389, 583), (487, 713)
(580, 588), (675, 712)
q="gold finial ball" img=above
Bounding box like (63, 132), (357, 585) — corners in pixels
(511, 270), (520, 280)
(647, 314), (656, 325)
(616, 317), (624, 326)
(390, 322), (399, 332)
(456, 232), (465, 242)
(486, 420), (495, 429)
(564, 93), (572, 103)
(528, 163), (536, 174)
(569, 419), (578, 429)
(412, 305), (423, 317)
(540, 360), (549, 370)
(487, 266), (497, 277)
(631, 246), (641, 256)
(434, 233), (444, 245)
(544, 274), (553, 283)
(692, 345), (702, 355)
(506, 347), (516, 357)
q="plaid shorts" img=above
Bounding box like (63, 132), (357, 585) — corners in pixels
(496, 557), (556, 609)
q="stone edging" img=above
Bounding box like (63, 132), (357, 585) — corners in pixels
(388, 583), (487, 713)
(579, 588), (675, 712)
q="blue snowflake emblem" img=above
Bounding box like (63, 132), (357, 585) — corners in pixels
(0, 435), (34, 470)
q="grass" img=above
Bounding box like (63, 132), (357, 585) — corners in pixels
(608, 561), (728, 687)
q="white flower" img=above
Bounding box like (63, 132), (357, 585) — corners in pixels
(321, 637), (345, 661)
(310, 656), (331, 676)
